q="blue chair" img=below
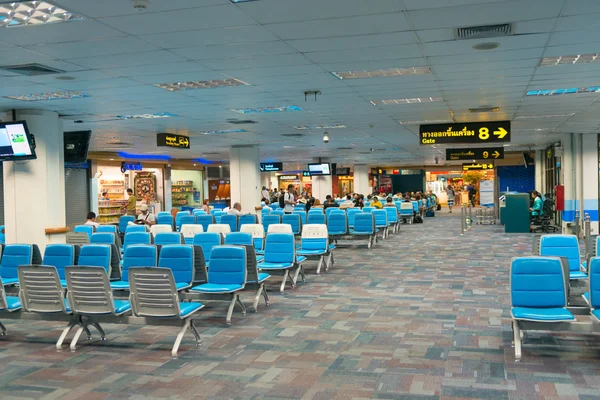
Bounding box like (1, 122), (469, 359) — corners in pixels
(154, 232), (183, 246)
(294, 204), (306, 211)
(0, 275), (21, 334)
(351, 213), (376, 248)
(297, 224), (335, 274)
(197, 215), (215, 233)
(111, 245), (157, 290)
(0, 225), (5, 245)
(327, 212), (347, 238)
(118, 216), (135, 234)
(346, 208), (361, 229)
(394, 201), (402, 212)
(179, 215), (196, 231)
(587, 257), (600, 322)
(372, 209), (389, 239)
(362, 207), (374, 214)
(158, 245), (194, 290)
(325, 207), (341, 219)
(77, 244), (113, 277)
(270, 203), (280, 210)
(385, 206), (399, 234)
(307, 212), (325, 225)
(90, 232), (116, 245)
(399, 202), (414, 223)
(191, 246), (247, 325)
(282, 214), (302, 235)
(157, 211), (171, 218)
(193, 210), (207, 217)
(126, 225), (146, 234)
(364, 201), (371, 207)
(175, 211), (190, 230)
(262, 207), (271, 216)
(225, 232), (253, 246)
(308, 208), (323, 214)
(412, 201), (419, 215)
(270, 210), (284, 218)
(239, 214), (258, 229)
(510, 256), (574, 361)
(43, 244), (79, 287)
(539, 234), (587, 279)
(262, 215), (281, 233)
(240, 224), (265, 253)
(157, 214), (175, 227)
(96, 225), (122, 247)
(257, 233), (306, 294)
(292, 210), (307, 226)
(74, 225), (94, 240)
(221, 214), (239, 233)
(123, 232), (152, 251)
(1, 244), (42, 285)
(193, 232), (222, 265)
(213, 211), (226, 223)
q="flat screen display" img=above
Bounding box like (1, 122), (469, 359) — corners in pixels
(308, 162), (331, 176)
(0, 121), (36, 161)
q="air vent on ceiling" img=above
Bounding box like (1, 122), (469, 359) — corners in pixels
(1, 63), (65, 76)
(469, 106), (499, 113)
(281, 133), (305, 137)
(227, 119), (258, 125)
(456, 23), (512, 40)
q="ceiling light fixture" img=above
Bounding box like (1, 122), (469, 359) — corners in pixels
(0, 1), (85, 28)
(540, 53), (600, 66)
(231, 106), (302, 114)
(5, 90), (87, 101)
(526, 86), (600, 96)
(294, 124), (346, 130)
(399, 119), (453, 125)
(114, 112), (177, 120)
(472, 42), (500, 51)
(514, 113), (575, 119)
(370, 97), (442, 105)
(331, 66), (431, 80)
(156, 78), (247, 92)
(199, 129), (247, 135)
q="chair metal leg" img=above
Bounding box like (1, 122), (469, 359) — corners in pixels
(262, 285), (270, 306)
(0, 321), (6, 336)
(90, 322), (106, 340)
(367, 236), (372, 249)
(69, 326), (86, 351)
(288, 269), (297, 289)
(292, 265), (303, 285)
(280, 270), (289, 294)
(253, 285), (264, 312)
(83, 325), (92, 340)
(235, 294), (247, 316)
(56, 318), (78, 350)
(226, 294), (237, 325)
(512, 320), (522, 362)
(189, 320), (202, 347)
(172, 319), (191, 358)
(316, 257), (323, 274)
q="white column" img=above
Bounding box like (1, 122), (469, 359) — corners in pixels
(354, 164), (370, 195)
(3, 110), (65, 251)
(581, 134), (598, 234)
(229, 146), (260, 213)
(311, 175), (333, 203)
(561, 133), (576, 231)
(534, 150), (543, 193)
(164, 165), (172, 212)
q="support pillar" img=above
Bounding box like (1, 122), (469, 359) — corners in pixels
(3, 110), (65, 250)
(562, 133), (576, 233)
(310, 159), (332, 202)
(534, 150), (544, 194)
(581, 134), (598, 234)
(229, 146), (260, 213)
(354, 164), (370, 195)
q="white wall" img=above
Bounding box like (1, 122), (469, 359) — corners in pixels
(230, 146), (261, 213)
(354, 164), (370, 195)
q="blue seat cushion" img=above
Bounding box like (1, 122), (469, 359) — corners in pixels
(2, 278), (19, 286)
(511, 307), (575, 322)
(258, 262), (294, 270)
(176, 282), (191, 290)
(113, 299), (131, 314)
(180, 302), (203, 318)
(256, 272), (270, 283)
(110, 280), (130, 290)
(296, 256), (306, 263)
(297, 249), (326, 256)
(329, 244), (336, 251)
(60, 279), (67, 288)
(570, 271), (588, 279)
(2, 296), (21, 311)
(592, 309), (600, 322)
(191, 283), (243, 293)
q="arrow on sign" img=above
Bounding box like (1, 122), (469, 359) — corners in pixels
(492, 151), (500, 158)
(493, 127), (508, 139)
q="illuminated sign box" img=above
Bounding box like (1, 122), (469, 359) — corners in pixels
(260, 162), (283, 172)
(278, 175), (298, 180)
(446, 147), (504, 160)
(462, 163), (494, 171)
(420, 121), (511, 145)
(157, 133), (190, 149)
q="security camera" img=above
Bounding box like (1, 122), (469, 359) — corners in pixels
(132, 0), (149, 11)
(323, 132), (330, 143)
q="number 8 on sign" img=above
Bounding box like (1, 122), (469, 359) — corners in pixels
(479, 127), (489, 140)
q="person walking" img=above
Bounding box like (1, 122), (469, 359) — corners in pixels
(122, 188), (137, 216)
(283, 184), (296, 214)
(446, 185), (455, 213)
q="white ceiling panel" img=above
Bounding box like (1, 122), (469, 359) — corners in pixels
(171, 41), (298, 61)
(287, 32), (417, 53)
(0, 20), (125, 46)
(429, 48), (545, 66)
(305, 44), (423, 64)
(562, 0), (600, 16)
(416, 29), (453, 43)
(54, 0), (226, 18)
(26, 37), (161, 59)
(423, 34), (549, 57)
(201, 54), (312, 70)
(555, 14), (600, 31)
(139, 26), (279, 49)
(67, 50), (189, 69)
(102, 62), (211, 78)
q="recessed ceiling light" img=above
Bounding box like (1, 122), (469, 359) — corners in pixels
(370, 97), (442, 105)
(5, 90), (87, 101)
(514, 113), (575, 119)
(155, 78), (247, 92)
(231, 106), (302, 114)
(114, 112), (177, 120)
(472, 42), (500, 51)
(109, 158), (115, 161)
(540, 53), (600, 66)
(469, 106), (499, 113)
(199, 129), (247, 135)
(526, 86), (600, 96)
(0, 1), (85, 28)
(294, 124), (346, 130)
(332, 66), (431, 80)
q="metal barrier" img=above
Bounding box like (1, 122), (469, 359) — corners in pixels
(460, 205), (466, 235)
(584, 213), (591, 256)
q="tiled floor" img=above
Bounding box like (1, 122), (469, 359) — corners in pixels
(2, 211), (600, 399)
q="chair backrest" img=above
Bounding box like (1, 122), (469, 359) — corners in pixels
(539, 234), (581, 272)
(118, 216), (135, 233)
(78, 244), (112, 276)
(157, 214), (174, 227)
(18, 265), (67, 313)
(181, 224), (204, 243)
(270, 210), (284, 218)
(1, 244), (38, 280)
(66, 266), (116, 315)
(239, 214), (258, 229)
(510, 256), (567, 308)
(122, 245), (158, 283)
(158, 245), (194, 285)
(292, 211), (307, 225)
(96, 225), (122, 247)
(154, 232), (183, 246)
(124, 232), (152, 251)
(220, 214), (239, 233)
(239, 244), (260, 284)
(66, 232), (90, 245)
(412, 201), (419, 212)
(262, 215), (281, 232)
(207, 224), (231, 237)
(193, 233), (222, 262)
(157, 211), (171, 218)
(197, 215), (216, 232)
(353, 213), (375, 234)
(301, 224), (328, 252)
(362, 207), (374, 213)
(589, 257), (600, 309)
(308, 208), (324, 214)
(126, 225), (147, 234)
(129, 267), (181, 318)
(150, 224), (173, 236)
(372, 209), (388, 226)
(385, 206), (398, 223)
(224, 232), (253, 246)
(400, 202), (414, 214)
(43, 244), (79, 280)
(176, 211), (190, 227)
(294, 204), (306, 211)
(267, 223), (293, 234)
(74, 225), (94, 239)
(90, 232), (116, 245)
(208, 246), (247, 286)
(240, 224), (265, 250)
(213, 211), (226, 223)
(394, 201), (402, 211)
(346, 208), (361, 227)
(179, 215), (196, 230)
(264, 233), (295, 264)
(262, 207), (271, 216)
(193, 210), (207, 217)
(327, 212), (347, 235)
(307, 212), (326, 225)
(282, 214), (302, 234)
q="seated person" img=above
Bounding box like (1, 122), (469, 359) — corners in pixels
(228, 202), (246, 216)
(262, 199), (272, 213)
(84, 212), (100, 230)
(323, 197), (339, 210)
(530, 191), (543, 217)
(135, 204), (156, 226)
(371, 196), (383, 209)
(340, 195), (355, 209)
(383, 196), (396, 207)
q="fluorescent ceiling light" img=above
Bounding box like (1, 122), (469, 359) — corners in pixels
(370, 97), (442, 105)
(115, 112), (177, 120)
(5, 90), (87, 101)
(331, 66), (431, 80)
(230, 0), (259, 2)
(118, 152), (171, 160)
(0, 1), (85, 28)
(231, 106), (302, 114)
(514, 113), (575, 119)
(156, 78), (247, 92)
(540, 53), (600, 66)
(199, 129), (247, 135)
(294, 124), (346, 130)
(526, 86), (600, 96)
(399, 119), (453, 125)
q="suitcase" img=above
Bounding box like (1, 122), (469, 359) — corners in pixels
(426, 210), (435, 217)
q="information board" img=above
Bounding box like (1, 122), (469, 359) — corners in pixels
(462, 162), (494, 171)
(446, 147), (504, 161)
(157, 133), (190, 149)
(420, 121), (510, 145)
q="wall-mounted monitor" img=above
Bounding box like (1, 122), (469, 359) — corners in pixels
(64, 131), (91, 163)
(0, 121), (36, 161)
(335, 167), (350, 176)
(308, 162), (331, 176)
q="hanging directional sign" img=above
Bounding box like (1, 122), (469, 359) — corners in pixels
(420, 121), (511, 145)
(462, 162), (494, 171)
(157, 133), (190, 149)
(446, 147), (504, 161)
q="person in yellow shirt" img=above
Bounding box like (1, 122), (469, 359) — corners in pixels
(123, 188), (137, 216)
(371, 196), (383, 209)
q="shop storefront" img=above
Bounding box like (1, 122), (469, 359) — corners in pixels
(169, 164), (204, 211)
(427, 168), (495, 206)
(278, 174), (301, 191)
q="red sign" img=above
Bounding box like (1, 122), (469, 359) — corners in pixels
(392, 169), (399, 175)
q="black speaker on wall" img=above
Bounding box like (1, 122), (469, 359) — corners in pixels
(331, 163), (337, 175)
(64, 131), (91, 163)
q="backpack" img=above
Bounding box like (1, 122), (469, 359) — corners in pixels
(426, 210), (435, 217)
(414, 215), (424, 223)
(279, 193), (286, 208)
(436, 204), (441, 211)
